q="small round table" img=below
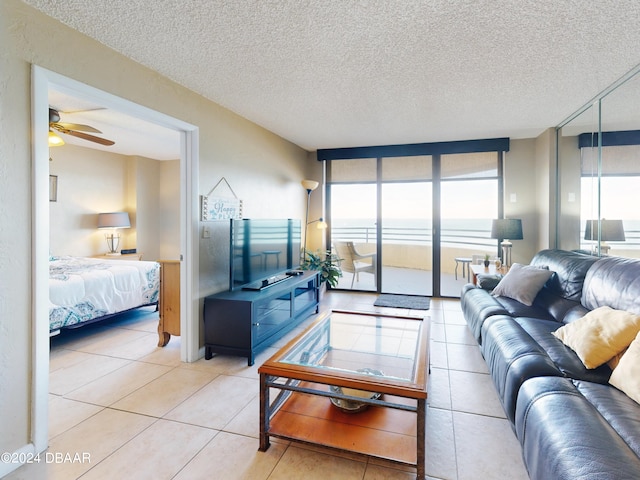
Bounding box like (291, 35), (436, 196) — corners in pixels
(454, 257), (472, 281)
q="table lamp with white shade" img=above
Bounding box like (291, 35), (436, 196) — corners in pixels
(97, 212), (131, 255)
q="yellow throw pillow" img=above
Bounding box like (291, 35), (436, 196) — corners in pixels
(553, 306), (640, 369)
(609, 331), (640, 405)
(607, 348), (627, 370)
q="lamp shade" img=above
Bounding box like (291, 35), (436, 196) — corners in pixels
(97, 212), (131, 229)
(585, 219), (625, 242)
(491, 219), (523, 240)
(301, 179), (319, 192)
(48, 130), (65, 147)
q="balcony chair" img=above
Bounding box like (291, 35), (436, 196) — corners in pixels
(333, 241), (377, 289)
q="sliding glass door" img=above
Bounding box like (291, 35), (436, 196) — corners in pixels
(380, 156), (432, 295)
(325, 143), (503, 297)
(380, 181), (432, 295)
(439, 153), (499, 297)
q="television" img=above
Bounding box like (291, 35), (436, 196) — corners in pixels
(229, 218), (301, 290)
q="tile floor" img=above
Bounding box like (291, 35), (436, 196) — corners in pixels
(7, 292), (530, 480)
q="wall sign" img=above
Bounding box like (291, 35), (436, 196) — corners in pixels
(201, 177), (242, 221)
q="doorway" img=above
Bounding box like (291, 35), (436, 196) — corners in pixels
(32, 66), (199, 452)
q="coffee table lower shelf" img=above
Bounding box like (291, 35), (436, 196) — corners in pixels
(265, 389), (419, 466)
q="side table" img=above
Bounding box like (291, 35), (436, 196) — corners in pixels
(454, 257), (472, 281)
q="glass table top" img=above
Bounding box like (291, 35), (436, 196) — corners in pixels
(278, 311), (425, 383)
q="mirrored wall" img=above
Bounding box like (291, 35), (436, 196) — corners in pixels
(557, 65), (640, 259)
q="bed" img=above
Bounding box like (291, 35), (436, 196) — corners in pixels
(49, 256), (160, 334)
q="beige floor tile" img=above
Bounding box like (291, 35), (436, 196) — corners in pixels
(49, 354), (131, 396)
(182, 352), (248, 375)
(453, 411), (529, 480)
(268, 445), (367, 480)
(427, 367), (452, 410)
(425, 407), (457, 479)
(446, 343), (488, 374)
(443, 309), (467, 325)
(174, 431), (287, 480)
(110, 367), (216, 417)
(223, 394), (260, 437)
(429, 340), (448, 369)
(49, 348), (96, 372)
(449, 370), (504, 418)
(89, 331), (163, 360)
(165, 374), (257, 429)
(363, 463), (427, 479)
(428, 308), (445, 324)
(64, 326), (150, 354)
(49, 395), (104, 438)
(64, 361), (173, 406)
(126, 316), (161, 333)
(138, 337), (182, 366)
(10, 408), (156, 479)
(445, 324), (476, 345)
(79, 419), (216, 480)
(430, 321), (446, 342)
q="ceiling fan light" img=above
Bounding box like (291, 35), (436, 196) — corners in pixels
(48, 130), (65, 147)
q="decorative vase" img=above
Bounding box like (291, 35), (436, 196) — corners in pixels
(484, 260), (490, 267)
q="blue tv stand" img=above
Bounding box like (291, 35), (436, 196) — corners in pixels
(203, 271), (320, 366)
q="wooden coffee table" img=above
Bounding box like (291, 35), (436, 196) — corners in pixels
(258, 309), (430, 480)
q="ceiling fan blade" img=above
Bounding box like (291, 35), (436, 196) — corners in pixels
(54, 122), (103, 133)
(55, 127), (115, 146)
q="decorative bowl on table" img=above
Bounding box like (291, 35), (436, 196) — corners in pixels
(329, 368), (383, 414)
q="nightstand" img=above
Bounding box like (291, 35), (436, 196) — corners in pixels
(157, 260), (180, 347)
(92, 253), (143, 261)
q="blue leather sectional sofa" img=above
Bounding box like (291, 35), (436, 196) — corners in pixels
(461, 249), (640, 479)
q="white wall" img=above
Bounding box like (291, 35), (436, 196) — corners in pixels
(503, 138), (539, 264)
(1, 0), (314, 474)
(159, 160), (181, 260)
(49, 144), (129, 256)
(48, 144), (179, 260)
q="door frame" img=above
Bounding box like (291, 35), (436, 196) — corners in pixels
(31, 66), (199, 452)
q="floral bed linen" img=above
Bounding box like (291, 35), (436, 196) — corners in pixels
(49, 256), (160, 331)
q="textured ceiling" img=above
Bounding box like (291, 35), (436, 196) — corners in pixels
(26, 0), (640, 154)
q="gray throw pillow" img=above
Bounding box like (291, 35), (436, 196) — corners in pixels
(477, 274), (503, 291)
(492, 263), (554, 306)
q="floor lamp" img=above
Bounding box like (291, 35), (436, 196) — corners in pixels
(491, 218), (523, 268)
(301, 179), (319, 261)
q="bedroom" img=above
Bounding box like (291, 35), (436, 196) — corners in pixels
(48, 89), (181, 340)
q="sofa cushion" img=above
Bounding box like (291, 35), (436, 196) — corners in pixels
(610, 330), (640, 404)
(515, 317), (611, 384)
(582, 256), (640, 315)
(553, 306), (640, 369)
(515, 376), (640, 480)
(492, 263), (554, 306)
(495, 296), (554, 321)
(460, 284), (509, 344)
(530, 249), (599, 301)
(480, 316), (561, 424)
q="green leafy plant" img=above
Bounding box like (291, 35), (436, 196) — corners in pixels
(301, 250), (342, 288)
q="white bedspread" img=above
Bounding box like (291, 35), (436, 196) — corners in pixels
(49, 256), (160, 331)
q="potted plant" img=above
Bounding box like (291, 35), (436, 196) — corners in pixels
(301, 250), (342, 291)
(484, 254), (491, 268)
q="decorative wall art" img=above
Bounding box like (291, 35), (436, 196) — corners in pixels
(201, 177), (243, 221)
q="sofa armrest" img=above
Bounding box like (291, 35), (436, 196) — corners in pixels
(516, 377), (640, 480)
